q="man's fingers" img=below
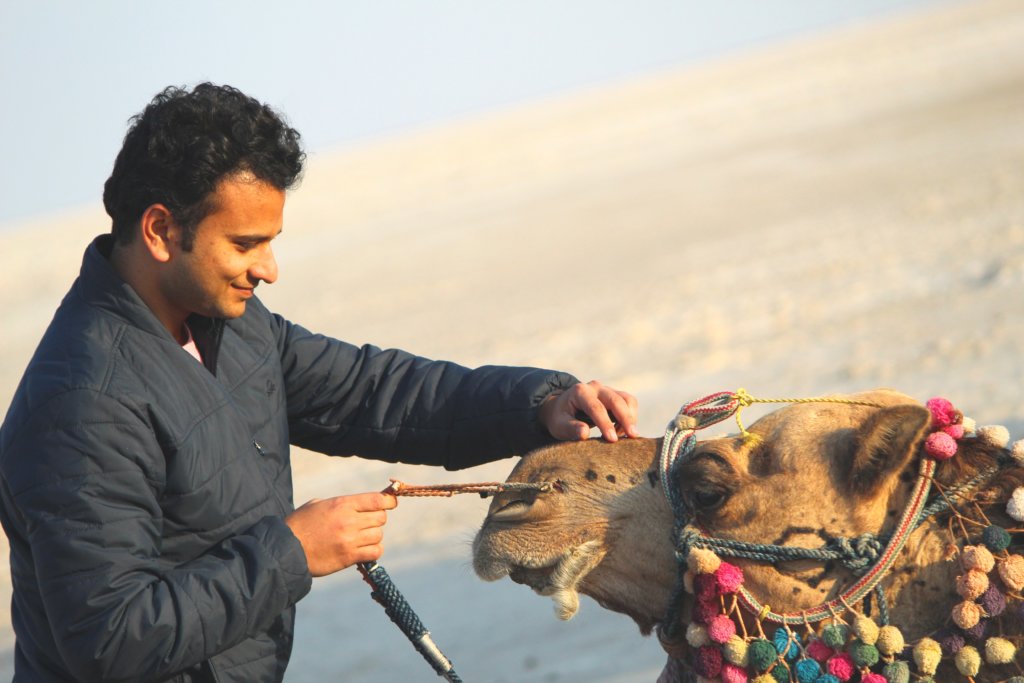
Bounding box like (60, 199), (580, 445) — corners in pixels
(352, 492), (398, 512)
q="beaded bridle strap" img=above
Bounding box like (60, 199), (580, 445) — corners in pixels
(657, 390), (991, 631)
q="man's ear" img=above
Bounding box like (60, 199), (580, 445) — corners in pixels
(139, 204), (178, 263)
(845, 404), (931, 498)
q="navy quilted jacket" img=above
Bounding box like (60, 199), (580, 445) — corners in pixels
(0, 235), (576, 682)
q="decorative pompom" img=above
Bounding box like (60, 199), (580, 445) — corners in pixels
(805, 638), (833, 663)
(1012, 438), (1024, 464)
(962, 618), (989, 641)
(694, 572), (719, 601)
(926, 397), (957, 428)
(999, 553), (1024, 590)
(692, 597), (720, 625)
(860, 674), (886, 683)
(961, 416), (977, 434)
(688, 547), (722, 574)
(961, 545), (996, 573)
(942, 423), (965, 439)
(956, 568), (990, 600)
(940, 631), (966, 655)
(1007, 677), (1024, 683)
(715, 561), (745, 594)
(876, 625), (905, 656)
(979, 584), (1007, 617)
(1007, 488), (1024, 522)
(821, 624), (850, 650)
(748, 638), (777, 672)
(793, 658), (821, 683)
(816, 676), (840, 683)
(751, 675), (774, 683)
(848, 640), (880, 668)
(978, 424), (1011, 448)
(686, 622), (712, 648)
(881, 660), (910, 683)
(984, 636), (1017, 664)
(952, 600), (983, 629)
(983, 524), (1012, 552)
(772, 628), (799, 661)
(826, 652), (855, 681)
(720, 662), (748, 683)
(954, 645), (981, 677)
(708, 614), (737, 644)
(771, 664), (789, 683)
(723, 635), (749, 667)
(683, 570), (695, 594)
(924, 431), (957, 460)
(693, 645), (724, 678)
(913, 638), (942, 675)
(852, 615), (879, 645)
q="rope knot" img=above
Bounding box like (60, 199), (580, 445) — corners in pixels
(826, 533), (885, 575)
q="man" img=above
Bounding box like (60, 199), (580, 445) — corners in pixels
(0, 83), (637, 682)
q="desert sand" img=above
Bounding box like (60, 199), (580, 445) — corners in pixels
(1, 0), (1023, 680)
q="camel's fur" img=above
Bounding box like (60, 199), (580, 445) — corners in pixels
(472, 390), (1024, 681)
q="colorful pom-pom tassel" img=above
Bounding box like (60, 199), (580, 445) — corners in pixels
(876, 625), (905, 656)
(1012, 438), (1024, 464)
(748, 639), (777, 672)
(983, 524), (1011, 551)
(720, 662), (748, 683)
(848, 640), (880, 668)
(984, 636), (1017, 665)
(687, 547), (722, 574)
(952, 600), (983, 629)
(707, 614), (736, 644)
(821, 623), (849, 650)
(691, 597), (719, 625)
(772, 628), (799, 661)
(942, 423), (965, 439)
(693, 645), (723, 678)
(805, 638), (833, 663)
(881, 660), (910, 683)
(686, 622), (711, 648)
(827, 652), (855, 681)
(926, 397), (958, 428)
(913, 638), (942, 675)
(924, 431), (957, 460)
(751, 675), (774, 683)
(816, 676), (840, 683)
(956, 568), (990, 600)
(860, 673), (886, 683)
(694, 572), (719, 600)
(793, 658), (821, 683)
(961, 545), (996, 573)
(940, 631), (966, 655)
(770, 664), (789, 683)
(1007, 488), (1024, 522)
(979, 584), (1007, 617)
(954, 645), (981, 677)
(961, 416), (977, 434)
(977, 424), (1010, 448)
(715, 561), (744, 594)
(723, 635), (749, 667)
(852, 615), (879, 645)
(999, 553), (1024, 591)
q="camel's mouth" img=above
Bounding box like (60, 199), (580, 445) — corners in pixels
(474, 540), (606, 620)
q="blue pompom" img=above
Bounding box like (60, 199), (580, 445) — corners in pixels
(773, 627), (800, 661)
(793, 658), (821, 682)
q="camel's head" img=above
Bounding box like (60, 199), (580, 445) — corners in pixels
(473, 389), (1018, 644)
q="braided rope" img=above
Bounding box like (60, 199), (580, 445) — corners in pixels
(386, 479), (553, 498)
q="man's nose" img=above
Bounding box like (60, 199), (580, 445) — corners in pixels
(251, 246), (278, 284)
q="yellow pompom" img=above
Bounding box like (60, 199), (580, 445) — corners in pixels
(683, 570), (695, 594)
(961, 416), (977, 434)
(984, 636), (1017, 665)
(955, 645), (981, 677)
(952, 600), (983, 630)
(752, 675), (775, 683)
(876, 625), (905, 656)
(853, 614), (880, 645)
(961, 545), (996, 573)
(913, 638), (943, 675)
(978, 424), (1011, 448)
(686, 622), (711, 648)
(687, 547), (722, 575)
(723, 634), (749, 666)
(999, 554), (1024, 591)
(956, 569), (990, 600)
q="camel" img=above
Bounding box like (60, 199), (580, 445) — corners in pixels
(472, 390), (1024, 682)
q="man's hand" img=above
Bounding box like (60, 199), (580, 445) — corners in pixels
(538, 380), (639, 442)
(285, 492), (398, 577)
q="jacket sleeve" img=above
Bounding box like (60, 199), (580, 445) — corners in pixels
(271, 314), (579, 469)
(0, 389), (311, 683)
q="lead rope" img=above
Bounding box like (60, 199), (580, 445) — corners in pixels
(357, 479), (553, 681)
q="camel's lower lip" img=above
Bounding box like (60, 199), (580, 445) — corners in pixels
(509, 564), (556, 592)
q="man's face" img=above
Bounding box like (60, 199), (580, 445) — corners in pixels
(160, 174), (285, 322)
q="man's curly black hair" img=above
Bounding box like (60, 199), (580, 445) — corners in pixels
(103, 83), (305, 249)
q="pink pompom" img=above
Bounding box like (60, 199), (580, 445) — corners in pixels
(715, 561), (745, 594)
(925, 431), (958, 460)
(692, 597), (720, 625)
(707, 614), (737, 644)
(927, 397), (957, 428)
(806, 639), (834, 663)
(827, 652), (855, 681)
(943, 423), (965, 440)
(720, 662), (748, 683)
(694, 572), (719, 600)
(861, 674), (886, 683)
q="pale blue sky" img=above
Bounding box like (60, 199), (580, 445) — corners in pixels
(0, 0), (947, 226)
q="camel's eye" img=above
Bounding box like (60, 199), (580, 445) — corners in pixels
(490, 499), (533, 521)
(692, 489), (727, 510)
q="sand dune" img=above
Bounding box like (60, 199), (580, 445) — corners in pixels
(1, 0), (1022, 680)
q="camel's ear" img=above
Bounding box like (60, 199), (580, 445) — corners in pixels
(845, 405), (931, 498)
